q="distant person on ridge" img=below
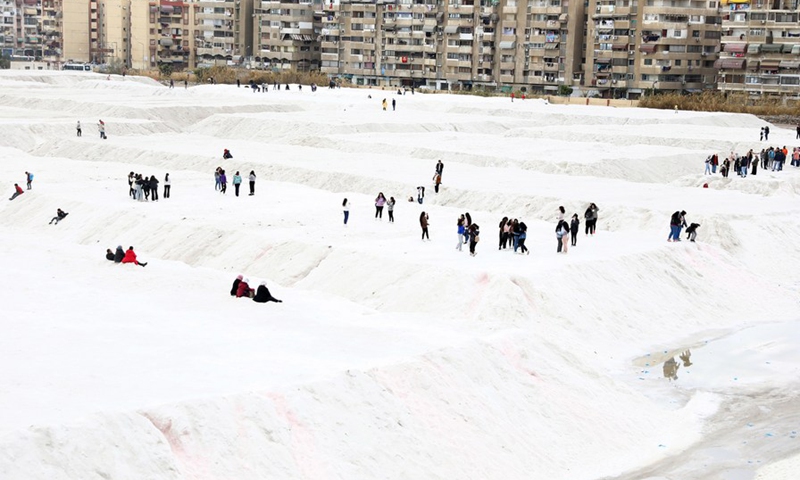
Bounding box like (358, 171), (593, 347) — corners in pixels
(25, 171), (33, 190)
(76, 120), (82, 137)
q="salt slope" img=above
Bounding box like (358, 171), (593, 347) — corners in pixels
(0, 71), (799, 479)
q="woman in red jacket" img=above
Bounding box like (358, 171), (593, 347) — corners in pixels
(121, 246), (147, 267)
(236, 278), (254, 298)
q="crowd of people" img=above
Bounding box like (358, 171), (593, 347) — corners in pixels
(215, 166), (257, 196)
(705, 146), (799, 177)
(129, 172), (168, 201)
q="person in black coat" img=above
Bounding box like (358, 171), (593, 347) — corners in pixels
(106, 248), (115, 261)
(113, 245), (125, 263)
(253, 282), (282, 303)
(230, 275), (243, 296)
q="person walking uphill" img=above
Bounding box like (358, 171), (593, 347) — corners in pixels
(98, 120), (106, 139)
(25, 171), (33, 190)
(8, 183), (24, 201)
(375, 192), (386, 219)
(233, 171), (242, 197)
(121, 246), (147, 267)
(420, 211), (430, 240)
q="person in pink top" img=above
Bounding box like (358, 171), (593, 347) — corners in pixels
(375, 192), (386, 220)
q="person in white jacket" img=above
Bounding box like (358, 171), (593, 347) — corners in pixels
(248, 170), (256, 196)
(342, 198), (350, 225)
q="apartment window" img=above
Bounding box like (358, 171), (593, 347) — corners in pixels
(644, 58), (652, 65)
(704, 30), (720, 39)
(674, 59), (681, 66)
(692, 30), (700, 38)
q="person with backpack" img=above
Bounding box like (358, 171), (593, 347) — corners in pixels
(433, 172), (442, 193)
(25, 171), (33, 190)
(556, 219), (570, 253)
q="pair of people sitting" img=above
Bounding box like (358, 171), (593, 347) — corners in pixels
(230, 275), (282, 303)
(105, 245), (147, 266)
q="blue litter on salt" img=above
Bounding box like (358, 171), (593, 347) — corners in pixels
(765, 433), (774, 437)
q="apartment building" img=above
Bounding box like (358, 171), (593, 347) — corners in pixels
(0, 0), (42, 58)
(194, 0), (253, 67)
(61, 0), (91, 62)
(585, 0), (721, 98)
(255, 0), (321, 71)
(717, 0), (800, 95)
(320, 0), (578, 91)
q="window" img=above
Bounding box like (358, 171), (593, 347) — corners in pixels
(644, 58), (652, 65)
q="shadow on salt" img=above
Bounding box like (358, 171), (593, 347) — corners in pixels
(632, 319), (800, 390)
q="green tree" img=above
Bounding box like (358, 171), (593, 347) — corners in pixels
(557, 85), (573, 96)
(159, 62), (173, 79)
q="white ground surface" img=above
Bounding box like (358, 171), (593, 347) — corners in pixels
(0, 71), (799, 480)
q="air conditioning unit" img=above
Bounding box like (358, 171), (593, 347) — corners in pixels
(612, 35), (618, 39)
(695, 38), (700, 42)
(453, 3), (458, 8)
(760, 20), (765, 24)
(612, 79), (617, 84)
(701, 52), (707, 56)
(629, 50), (634, 54)
(467, 18), (472, 22)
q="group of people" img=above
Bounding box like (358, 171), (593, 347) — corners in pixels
(105, 245), (147, 266)
(230, 275), (282, 303)
(668, 210), (701, 242)
(706, 146), (798, 177)
(129, 172), (169, 201)
(372, 193), (396, 222)
(456, 213), (481, 256)
(9, 171), (34, 201)
(215, 167), (256, 196)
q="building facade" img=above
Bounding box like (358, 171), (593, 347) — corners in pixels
(585, 0), (721, 98)
(194, 0), (253, 67)
(255, 0), (321, 71)
(717, 0), (800, 96)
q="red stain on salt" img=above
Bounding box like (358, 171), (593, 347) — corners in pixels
(264, 392), (328, 480)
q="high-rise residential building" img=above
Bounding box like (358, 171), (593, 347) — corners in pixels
(585, 0), (721, 98)
(194, 0), (254, 67)
(318, 0), (586, 93)
(129, 1), (194, 71)
(255, 0), (321, 71)
(98, 0), (130, 67)
(61, 0), (91, 62)
(717, 0), (800, 96)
